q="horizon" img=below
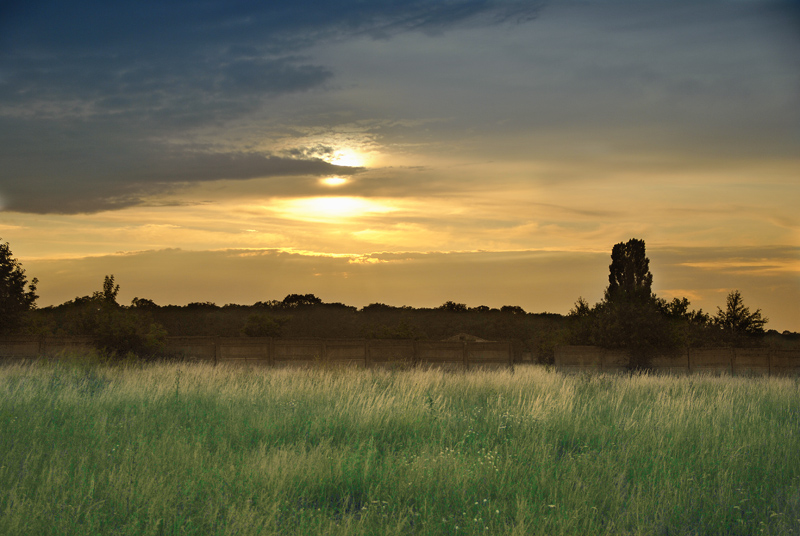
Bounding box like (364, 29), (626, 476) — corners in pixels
(1, 1), (798, 331)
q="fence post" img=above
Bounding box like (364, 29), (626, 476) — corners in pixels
(765, 348), (772, 377)
(214, 337), (220, 366)
(268, 337), (274, 367)
(463, 341), (469, 369)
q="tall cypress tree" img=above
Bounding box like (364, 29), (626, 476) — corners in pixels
(605, 238), (653, 304)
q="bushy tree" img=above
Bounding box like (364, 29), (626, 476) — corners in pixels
(714, 290), (767, 335)
(80, 275), (166, 358)
(438, 301), (468, 312)
(131, 297), (159, 309)
(0, 239), (38, 334)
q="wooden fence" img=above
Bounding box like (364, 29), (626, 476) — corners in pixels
(555, 345), (800, 376)
(0, 337), (513, 370)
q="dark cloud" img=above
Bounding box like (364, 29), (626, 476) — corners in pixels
(0, 53), (333, 123)
(1, 1), (540, 52)
(1, 138), (363, 213)
(0, 0), (539, 117)
(0, 1), (540, 214)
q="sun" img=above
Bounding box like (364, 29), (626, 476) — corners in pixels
(320, 177), (348, 186)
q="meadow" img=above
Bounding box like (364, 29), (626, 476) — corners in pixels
(1, 359), (798, 535)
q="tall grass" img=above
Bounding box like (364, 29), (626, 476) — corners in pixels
(1, 359), (798, 535)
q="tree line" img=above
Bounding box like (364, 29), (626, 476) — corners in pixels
(0, 237), (793, 363)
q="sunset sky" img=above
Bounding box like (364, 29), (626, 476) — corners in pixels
(1, 1), (798, 331)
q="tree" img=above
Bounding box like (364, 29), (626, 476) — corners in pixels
(281, 293), (322, 308)
(0, 239), (38, 334)
(714, 290), (767, 335)
(567, 239), (682, 365)
(93, 274), (120, 305)
(438, 301), (468, 312)
(659, 297), (710, 326)
(80, 275), (166, 357)
(605, 238), (653, 304)
(131, 297), (159, 309)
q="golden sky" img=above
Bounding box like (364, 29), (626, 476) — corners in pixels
(1, 1), (798, 330)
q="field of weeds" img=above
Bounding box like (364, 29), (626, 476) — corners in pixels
(1, 359), (799, 535)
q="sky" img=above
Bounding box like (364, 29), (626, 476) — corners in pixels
(1, 0), (798, 331)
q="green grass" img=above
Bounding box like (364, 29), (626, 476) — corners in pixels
(1, 359), (799, 535)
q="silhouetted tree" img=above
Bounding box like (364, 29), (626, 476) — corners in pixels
(131, 297), (159, 309)
(185, 301), (219, 310)
(82, 276), (166, 357)
(658, 297), (710, 325)
(569, 297), (592, 318)
(500, 305), (526, 315)
(714, 290), (767, 335)
(282, 293), (322, 308)
(568, 239), (681, 366)
(438, 301), (468, 312)
(605, 238), (653, 304)
(362, 302), (397, 312)
(94, 274), (120, 306)
(253, 300), (283, 309)
(0, 239), (38, 334)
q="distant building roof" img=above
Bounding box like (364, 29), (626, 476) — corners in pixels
(443, 333), (490, 342)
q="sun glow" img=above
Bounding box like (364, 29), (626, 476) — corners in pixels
(273, 196), (395, 221)
(330, 149), (366, 168)
(320, 177), (348, 186)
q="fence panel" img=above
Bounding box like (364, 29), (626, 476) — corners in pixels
(732, 348), (771, 376)
(553, 346), (800, 376)
(648, 351), (690, 375)
(555, 346), (603, 373)
(42, 337), (95, 357)
(366, 340), (415, 368)
(467, 342), (512, 369)
(164, 337), (217, 362)
(601, 349), (629, 373)
(218, 338), (270, 366)
(772, 350), (800, 376)
(326, 341), (367, 368)
(0, 338), (40, 360)
(417, 341), (466, 370)
(690, 348), (734, 374)
(273, 339), (325, 368)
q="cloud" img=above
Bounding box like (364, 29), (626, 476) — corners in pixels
(0, 145), (363, 214)
(0, 1), (540, 214)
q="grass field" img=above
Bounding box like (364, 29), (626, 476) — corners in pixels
(1, 359), (799, 535)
